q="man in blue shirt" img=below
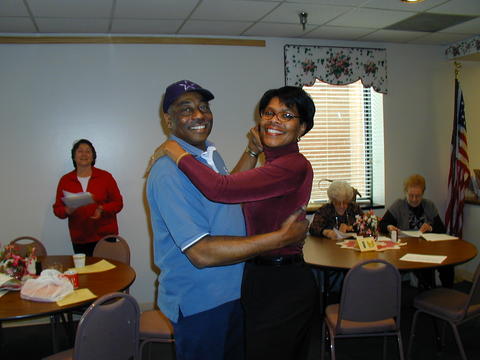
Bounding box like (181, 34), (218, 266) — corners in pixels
(146, 80), (308, 360)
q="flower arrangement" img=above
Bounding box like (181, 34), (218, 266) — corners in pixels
(0, 244), (37, 280)
(354, 210), (380, 238)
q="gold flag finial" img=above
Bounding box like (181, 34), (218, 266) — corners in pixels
(454, 61), (462, 79)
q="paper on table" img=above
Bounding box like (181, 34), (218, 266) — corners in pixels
(62, 191), (94, 210)
(400, 253), (447, 264)
(0, 273), (11, 287)
(0, 290), (8, 298)
(69, 259), (116, 274)
(420, 233), (459, 241)
(400, 230), (423, 238)
(57, 288), (96, 307)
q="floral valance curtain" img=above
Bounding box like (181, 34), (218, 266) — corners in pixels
(445, 34), (480, 59)
(284, 45), (388, 94)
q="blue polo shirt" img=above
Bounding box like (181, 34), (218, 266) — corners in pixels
(146, 136), (246, 322)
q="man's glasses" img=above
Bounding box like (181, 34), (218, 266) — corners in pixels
(261, 110), (300, 122)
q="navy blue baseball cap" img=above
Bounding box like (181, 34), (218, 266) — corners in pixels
(162, 80), (214, 113)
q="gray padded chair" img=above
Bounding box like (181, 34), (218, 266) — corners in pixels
(10, 236), (47, 257)
(321, 259), (404, 360)
(407, 262), (480, 360)
(43, 292), (140, 360)
(93, 235), (130, 265)
(139, 309), (175, 360)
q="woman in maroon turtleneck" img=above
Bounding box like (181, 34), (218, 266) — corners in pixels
(161, 86), (318, 360)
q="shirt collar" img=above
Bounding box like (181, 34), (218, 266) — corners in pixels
(169, 135), (220, 173)
(263, 142), (299, 162)
(169, 135), (214, 157)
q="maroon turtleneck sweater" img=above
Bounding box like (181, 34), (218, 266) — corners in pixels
(178, 142), (313, 255)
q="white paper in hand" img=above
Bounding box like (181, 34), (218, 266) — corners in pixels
(62, 191), (94, 210)
(333, 228), (356, 239)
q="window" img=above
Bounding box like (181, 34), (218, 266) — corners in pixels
(301, 79), (384, 207)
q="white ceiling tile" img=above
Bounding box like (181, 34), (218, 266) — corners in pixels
(409, 31), (475, 45)
(286, 0), (368, 5)
(0, 17), (37, 32)
(0, 0), (30, 16)
(439, 16), (480, 34)
(0, 0), (476, 46)
(263, 3), (350, 25)
(27, 0), (114, 18)
(428, 0), (480, 16)
(243, 22), (315, 37)
(114, 0), (199, 19)
(111, 19), (183, 34)
(361, 0), (448, 12)
(359, 29), (427, 43)
(179, 20), (252, 35)
(328, 8), (413, 28)
(304, 25), (375, 40)
(36, 18), (110, 33)
(192, 0), (278, 21)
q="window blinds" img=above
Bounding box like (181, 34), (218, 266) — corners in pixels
(301, 80), (381, 204)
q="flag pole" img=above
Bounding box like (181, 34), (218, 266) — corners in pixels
(454, 61), (461, 79)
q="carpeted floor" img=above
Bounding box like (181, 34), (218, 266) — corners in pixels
(1, 281), (479, 360)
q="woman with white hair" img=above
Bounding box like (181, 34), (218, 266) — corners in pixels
(309, 180), (363, 239)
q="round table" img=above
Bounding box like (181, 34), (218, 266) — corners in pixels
(0, 255), (136, 321)
(303, 235), (477, 271)
(303, 235), (477, 308)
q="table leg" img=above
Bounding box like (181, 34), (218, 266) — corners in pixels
(50, 314), (61, 353)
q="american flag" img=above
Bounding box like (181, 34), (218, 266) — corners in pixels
(445, 79), (470, 238)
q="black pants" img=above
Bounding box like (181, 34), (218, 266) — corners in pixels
(242, 261), (319, 360)
(415, 266), (455, 289)
(72, 242), (97, 257)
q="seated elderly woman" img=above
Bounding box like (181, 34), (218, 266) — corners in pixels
(309, 180), (363, 239)
(379, 174), (445, 235)
(379, 174), (453, 288)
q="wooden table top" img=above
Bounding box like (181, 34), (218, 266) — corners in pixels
(0, 255), (136, 321)
(303, 235), (477, 271)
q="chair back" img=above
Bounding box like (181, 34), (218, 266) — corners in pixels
(10, 236), (47, 257)
(93, 235), (130, 265)
(337, 259), (401, 328)
(74, 292), (140, 360)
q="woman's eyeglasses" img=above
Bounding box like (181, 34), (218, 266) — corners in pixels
(261, 110), (300, 122)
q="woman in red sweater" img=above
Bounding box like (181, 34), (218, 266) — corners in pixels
(53, 139), (123, 256)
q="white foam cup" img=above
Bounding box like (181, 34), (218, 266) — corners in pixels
(73, 253), (86, 268)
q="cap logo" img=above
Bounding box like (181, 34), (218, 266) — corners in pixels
(178, 81), (198, 91)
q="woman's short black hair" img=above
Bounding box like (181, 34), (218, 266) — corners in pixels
(258, 86), (316, 135)
(71, 139), (96, 168)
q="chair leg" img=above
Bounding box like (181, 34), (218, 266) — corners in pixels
(383, 336), (388, 360)
(440, 321), (447, 349)
(407, 310), (420, 359)
(329, 331), (336, 360)
(432, 317), (443, 353)
(321, 321), (326, 360)
(139, 340), (148, 360)
(449, 322), (467, 360)
(397, 332), (405, 360)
